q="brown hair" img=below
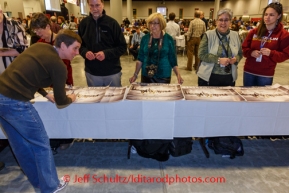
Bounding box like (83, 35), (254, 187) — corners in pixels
(195, 11), (201, 18)
(169, 12), (176, 21)
(257, 2), (283, 38)
(31, 12), (50, 29)
(54, 29), (82, 48)
(58, 16), (65, 23)
(87, 0), (104, 3)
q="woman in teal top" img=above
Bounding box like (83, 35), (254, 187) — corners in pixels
(129, 12), (183, 84)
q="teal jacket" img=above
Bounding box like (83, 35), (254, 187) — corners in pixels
(138, 33), (177, 78)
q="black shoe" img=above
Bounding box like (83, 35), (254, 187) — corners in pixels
(0, 162), (5, 171)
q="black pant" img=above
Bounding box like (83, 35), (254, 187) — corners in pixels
(141, 75), (171, 84)
(0, 162), (4, 171)
(198, 73), (235, 86)
(129, 44), (139, 59)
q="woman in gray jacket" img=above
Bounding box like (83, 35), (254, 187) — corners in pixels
(197, 8), (243, 86)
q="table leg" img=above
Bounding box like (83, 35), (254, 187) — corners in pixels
(199, 138), (210, 158)
(127, 140), (132, 159)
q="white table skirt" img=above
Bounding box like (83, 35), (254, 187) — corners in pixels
(1, 100), (289, 139)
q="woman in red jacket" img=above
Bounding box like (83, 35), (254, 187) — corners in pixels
(242, 2), (289, 86)
(31, 13), (73, 86)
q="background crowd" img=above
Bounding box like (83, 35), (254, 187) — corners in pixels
(1, 0), (289, 192)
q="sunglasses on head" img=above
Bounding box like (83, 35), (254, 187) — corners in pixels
(268, 2), (282, 8)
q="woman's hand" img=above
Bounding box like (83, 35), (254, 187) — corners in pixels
(260, 48), (271, 56)
(219, 58), (231, 66)
(45, 93), (55, 103)
(129, 74), (138, 84)
(229, 57), (237, 65)
(177, 74), (184, 85)
(251, 50), (262, 58)
(173, 66), (183, 84)
(130, 61), (142, 84)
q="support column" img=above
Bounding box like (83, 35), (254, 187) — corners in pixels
(214, 0), (220, 20)
(127, 0), (133, 23)
(110, 0), (122, 24)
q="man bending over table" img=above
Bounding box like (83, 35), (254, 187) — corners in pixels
(0, 29), (81, 193)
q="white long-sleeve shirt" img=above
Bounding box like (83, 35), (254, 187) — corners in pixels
(165, 20), (181, 40)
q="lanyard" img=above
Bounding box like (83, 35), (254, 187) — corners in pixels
(216, 30), (230, 57)
(147, 32), (163, 66)
(260, 30), (273, 49)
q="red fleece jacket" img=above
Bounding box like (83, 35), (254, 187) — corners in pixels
(242, 23), (289, 76)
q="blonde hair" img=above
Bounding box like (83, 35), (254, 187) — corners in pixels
(146, 12), (166, 30)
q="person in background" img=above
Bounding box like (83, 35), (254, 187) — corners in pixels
(68, 16), (77, 30)
(21, 18), (27, 31)
(31, 12), (74, 86)
(50, 15), (61, 34)
(200, 11), (208, 31)
(129, 26), (145, 61)
(0, 29), (81, 193)
(120, 23), (125, 32)
(129, 12), (183, 85)
(165, 12), (181, 54)
(29, 13), (41, 45)
(60, 3), (69, 21)
(31, 12), (75, 151)
(26, 15), (31, 34)
(186, 10), (206, 71)
(123, 17), (130, 27)
(0, 5), (28, 74)
(242, 2), (289, 86)
(131, 25), (137, 34)
(0, 4), (28, 175)
(197, 8), (243, 87)
(232, 16), (237, 24)
(78, 0), (126, 87)
(58, 16), (68, 29)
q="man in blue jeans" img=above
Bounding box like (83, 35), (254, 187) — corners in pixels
(0, 29), (81, 193)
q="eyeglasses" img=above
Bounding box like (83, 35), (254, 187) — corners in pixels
(149, 22), (160, 25)
(217, 19), (230, 23)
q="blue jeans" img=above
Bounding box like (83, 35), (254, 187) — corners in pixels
(243, 72), (273, 86)
(0, 94), (59, 193)
(85, 71), (122, 87)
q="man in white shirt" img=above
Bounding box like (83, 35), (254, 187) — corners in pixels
(165, 12), (180, 54)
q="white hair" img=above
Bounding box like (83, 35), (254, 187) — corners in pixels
(217, 8), (233, 20)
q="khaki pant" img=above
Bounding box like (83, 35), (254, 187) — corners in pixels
(186, 37), (201, 71)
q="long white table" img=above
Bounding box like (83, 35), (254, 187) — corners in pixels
(1, 100), (289, 139)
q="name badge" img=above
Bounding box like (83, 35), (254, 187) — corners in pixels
(256, 55), (262, 62)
